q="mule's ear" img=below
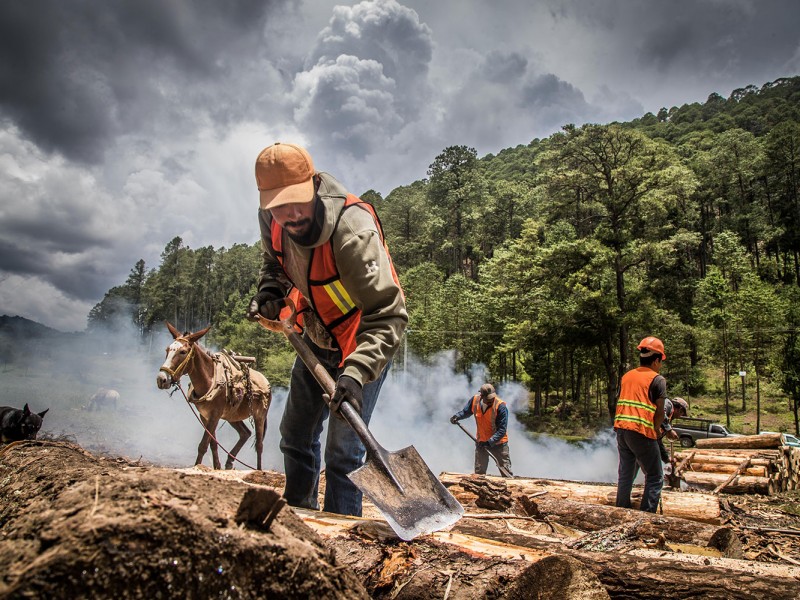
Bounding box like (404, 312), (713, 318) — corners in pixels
(186, 325), (212, 344)
(38, 408), (49, 418)
(165, 321), (181, 339)
(23, 403), (30, 415)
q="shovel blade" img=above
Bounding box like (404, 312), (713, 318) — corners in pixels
(348, 445), (464, 541)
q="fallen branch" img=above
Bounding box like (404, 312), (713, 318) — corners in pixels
(712, 458), (751, 495)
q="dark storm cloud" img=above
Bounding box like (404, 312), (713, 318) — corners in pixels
(481, 51), (528, 84)
(522, 74), (588, 114)
(293, 0), (433, 157)
(0, 234), (108, 300)
(0, 0), (275, 163)
(623, 1), (800, 86)
(439, 50), (594, 152)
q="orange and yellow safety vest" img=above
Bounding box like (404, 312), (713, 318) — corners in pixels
(614, 367), (660, 439)
(271, 194), (400, 363)
(470, 395), (509, 444)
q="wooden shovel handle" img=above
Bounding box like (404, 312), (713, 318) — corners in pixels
(255, 300), (382, 456)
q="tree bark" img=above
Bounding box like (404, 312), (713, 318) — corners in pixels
(518, 494), (742, 557)
(682, 471), (775, 495)
(695, 433), (783, 449)
(439, 473), (722, 524)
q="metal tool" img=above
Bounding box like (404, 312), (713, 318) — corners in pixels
(256, 299), (463, 540)
(454, 421), (513, 478)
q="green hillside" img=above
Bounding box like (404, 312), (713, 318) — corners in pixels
(86, 76), (800, 436)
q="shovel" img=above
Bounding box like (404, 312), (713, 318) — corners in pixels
(256, 300), (463, 540)
(454, 421), (514, 478)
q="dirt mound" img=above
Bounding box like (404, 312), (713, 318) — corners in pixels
(0, 440), (367, 599)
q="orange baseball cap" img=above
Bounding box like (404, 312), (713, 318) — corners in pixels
(255, 142), (316, 209)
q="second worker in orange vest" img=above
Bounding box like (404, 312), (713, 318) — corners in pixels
(451, 384), (513, 477)
(613, 336), (668, 513)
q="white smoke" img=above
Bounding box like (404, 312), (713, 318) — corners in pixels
(8, 321), (620, 484)
(369, 351), (620, 482)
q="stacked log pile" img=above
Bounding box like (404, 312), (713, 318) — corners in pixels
(302, 473), (800, 599)
(4, 442), (800, 599)
(673, 432), (800, 494)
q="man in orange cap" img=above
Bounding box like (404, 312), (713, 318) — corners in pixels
(658, 396), (689, 462)
(613, 336), (668, 512)
(246, 142), (407, 516)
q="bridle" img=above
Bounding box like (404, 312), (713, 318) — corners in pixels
(159, 338), (195, 381)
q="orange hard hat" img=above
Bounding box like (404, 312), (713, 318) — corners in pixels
(637, 336), (666, 360)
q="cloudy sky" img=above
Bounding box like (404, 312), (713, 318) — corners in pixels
(1, 0), (798, 332)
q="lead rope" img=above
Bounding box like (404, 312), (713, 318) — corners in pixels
(169, 381), (258, 471)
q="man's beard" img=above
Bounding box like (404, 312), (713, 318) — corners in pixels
(285, 218), (311, 232)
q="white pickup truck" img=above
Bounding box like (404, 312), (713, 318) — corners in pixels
(671, 417), (741, 447)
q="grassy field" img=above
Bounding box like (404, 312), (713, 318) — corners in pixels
(687, 366), (798, 435)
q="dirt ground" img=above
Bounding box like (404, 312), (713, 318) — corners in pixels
(2, 439), (799, 599)
(0, 440), (366, 599)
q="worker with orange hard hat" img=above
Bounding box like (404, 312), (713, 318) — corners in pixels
(613, 336), (669, 512)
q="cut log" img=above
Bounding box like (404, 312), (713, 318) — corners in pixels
(679, 448), (783, 459)
(296, 509), (610, 599)
(298, 509), (800, 600)
(682, 471), (775, 495)
(696, 433), (782, 449)
(683, 463), (767, 477)
(439, 473), (722, 524)
(673, 453), (775, 468)
(518, 494), (742, 557)
(712, 458), (752, 494)
(449, 516), (800, 600)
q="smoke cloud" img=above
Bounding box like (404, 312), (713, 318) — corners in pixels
(6, 320), (619, 484)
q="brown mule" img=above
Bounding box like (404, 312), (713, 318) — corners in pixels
(156, 322), (271, 470)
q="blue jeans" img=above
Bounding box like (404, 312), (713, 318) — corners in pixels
(279, 336), (387, 516)
(615, 428), (663, 512)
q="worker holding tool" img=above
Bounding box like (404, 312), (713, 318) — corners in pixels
(658, 396), (689, 463)
(613, 336), (668, 512)
(450, 384), (513, 477)
(246, 142), (407, 516)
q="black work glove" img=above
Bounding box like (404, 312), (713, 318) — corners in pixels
(478, 441), (489, 448)
(246, 289), (283, 321)
(329, 375), (363, 417)
(450, 415), (459, 424)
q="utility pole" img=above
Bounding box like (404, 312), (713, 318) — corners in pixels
(739, 369), (746, 421)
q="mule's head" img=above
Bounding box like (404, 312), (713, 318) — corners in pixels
(156, 322), (211, 389)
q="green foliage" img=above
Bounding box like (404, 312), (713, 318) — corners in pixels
(88, 76), (800, 433)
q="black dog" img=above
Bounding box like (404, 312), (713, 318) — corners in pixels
(0, 404), (49, 443)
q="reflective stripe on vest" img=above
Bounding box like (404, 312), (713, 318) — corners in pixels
(271, 194), (399, 363)
(614, 367), (659, 439)
(471, 395), (509, 444)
